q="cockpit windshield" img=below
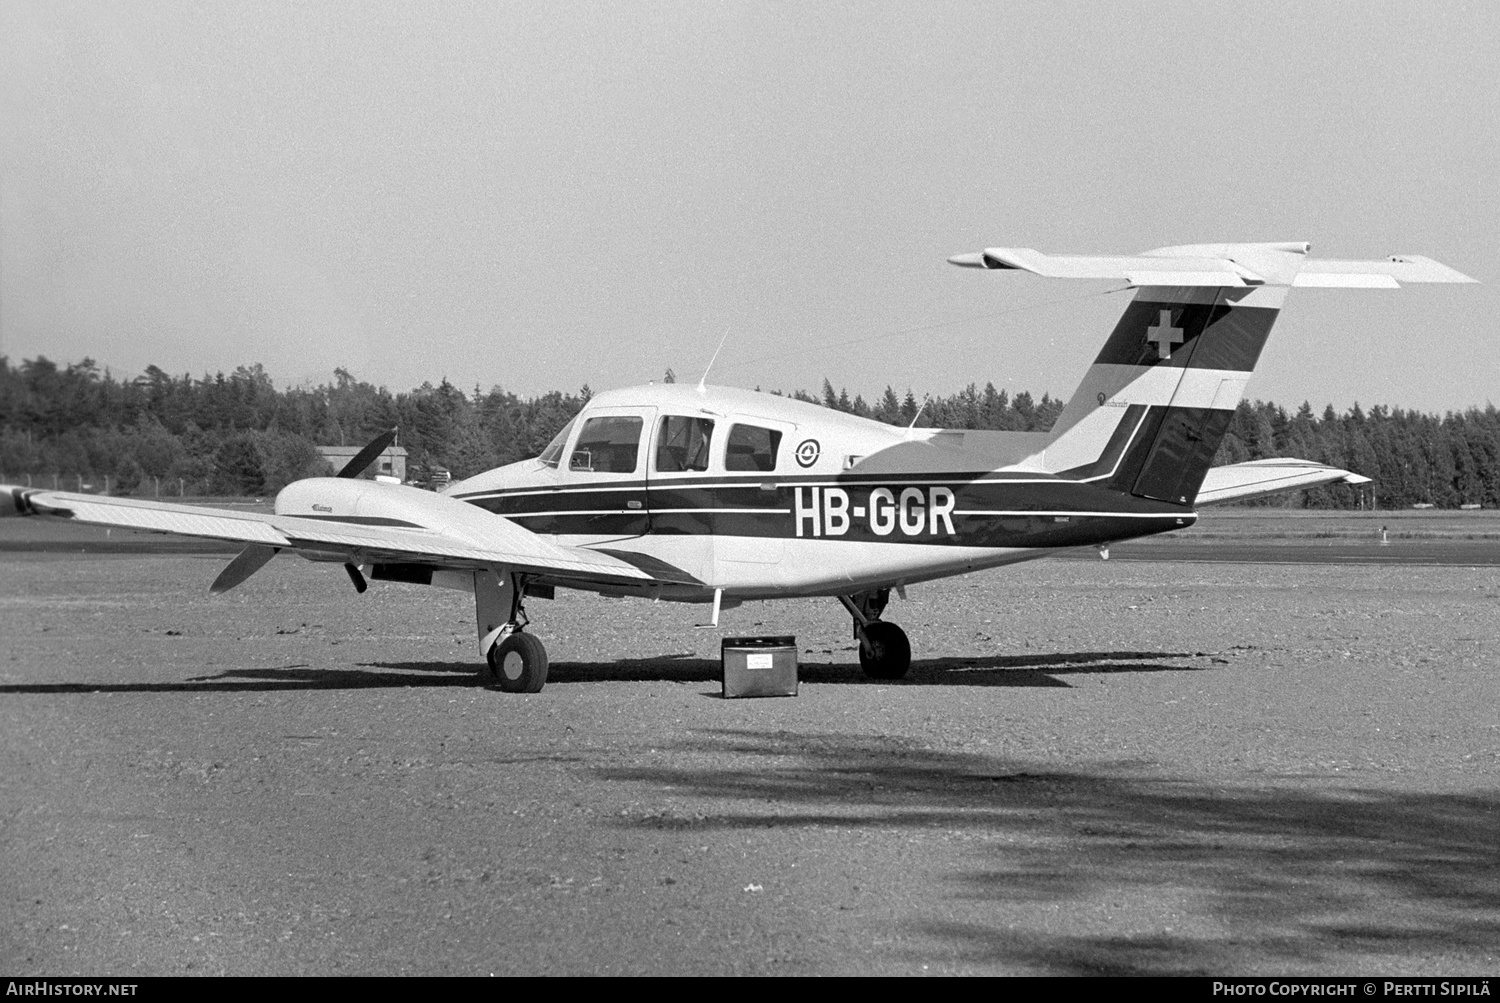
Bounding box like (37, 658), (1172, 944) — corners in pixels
(537, 416), (578, 467)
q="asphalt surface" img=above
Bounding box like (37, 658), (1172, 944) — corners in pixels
(2, 548), (1498, 975)
(6, 519), (1500, 566)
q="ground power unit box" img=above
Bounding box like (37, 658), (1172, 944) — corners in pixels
(720, 636), (799, 698)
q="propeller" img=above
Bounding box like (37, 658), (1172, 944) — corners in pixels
(336, 428), (398, 479)
(344, 563), (368, 593)
(210, 544), (280, 594)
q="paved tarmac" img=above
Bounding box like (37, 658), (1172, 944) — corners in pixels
(2, 550), (1497, 975)
(6, 518), (1500, 566)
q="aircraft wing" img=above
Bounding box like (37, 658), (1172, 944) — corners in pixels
(1, 486), (679, 587)
(1194, 459), (1371, 507)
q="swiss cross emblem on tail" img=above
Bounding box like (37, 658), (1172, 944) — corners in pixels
(1145, 310), (1183, 360)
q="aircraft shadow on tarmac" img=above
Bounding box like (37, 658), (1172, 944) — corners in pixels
(0, 650), (1215, 694)
(539, 650), (1213, 687)
(0, 664), (481, 694)
(596, 728), (1500, 975)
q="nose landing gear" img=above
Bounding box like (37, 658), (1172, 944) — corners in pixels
(857, 619), (912, 679)
(839, 589), (911, 680)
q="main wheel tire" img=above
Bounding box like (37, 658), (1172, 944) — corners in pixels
(858, 620), (911, 680)
(486, 632), (549, 693)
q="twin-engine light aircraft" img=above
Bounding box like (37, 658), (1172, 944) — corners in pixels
(2, 242), (1475, 691)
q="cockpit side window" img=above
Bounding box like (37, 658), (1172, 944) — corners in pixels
(725, 423), (781, 472)
(655, 416), (715, 473)
(570, 416), (643, 473)
(537, 416), (578, 468)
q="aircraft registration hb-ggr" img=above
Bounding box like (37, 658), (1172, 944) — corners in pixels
(2, 242), (1475, 691)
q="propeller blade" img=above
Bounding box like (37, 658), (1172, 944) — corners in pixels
(336, 428), (398, 479)
(210, 544), (279, 594)
(344, 563), (368, 594)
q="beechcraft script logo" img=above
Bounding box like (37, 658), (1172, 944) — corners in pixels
(1145, 310), (1184, 360)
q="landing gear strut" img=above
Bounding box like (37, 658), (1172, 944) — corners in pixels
(839, 589), (911, 680)
(475, 569), (549, 693)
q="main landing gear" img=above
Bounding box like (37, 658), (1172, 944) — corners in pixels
(475, 569), (549, 693)
(839, 589), (911, 680)
(486, 631), (548, 693)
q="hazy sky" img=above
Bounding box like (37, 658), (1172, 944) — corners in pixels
(2, 1), (1495, 413)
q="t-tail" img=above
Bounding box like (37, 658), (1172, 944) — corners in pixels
(949, 241), (1476, 506)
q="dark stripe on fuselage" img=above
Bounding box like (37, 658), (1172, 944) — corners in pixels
(466, 488), (650, 537)
(589, 549), (704, 585)
(1093, 298), (1278, 372)
(464, 476), (1193, 551)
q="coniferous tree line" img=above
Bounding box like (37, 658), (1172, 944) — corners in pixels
(1, 355), (1496, 508)
(0, 358), (586, 496)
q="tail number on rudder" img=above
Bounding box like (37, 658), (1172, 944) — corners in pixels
(795, 486), (957, 538)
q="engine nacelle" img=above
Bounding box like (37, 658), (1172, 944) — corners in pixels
(275, 477), (502, 545)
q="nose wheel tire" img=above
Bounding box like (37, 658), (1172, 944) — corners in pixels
(484, 632), (549, 693)
(858, 620), (911, 680)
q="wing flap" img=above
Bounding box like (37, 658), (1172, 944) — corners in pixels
(1195, 459), (1371, 506)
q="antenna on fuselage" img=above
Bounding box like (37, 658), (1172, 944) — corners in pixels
(696, 328), (731, 394)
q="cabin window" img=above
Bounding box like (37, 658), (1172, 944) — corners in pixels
(655, 416), (715, 472)
(537, 416), (578, 468)
(725, 423), (781, 472)
(570, 416), (643, 473)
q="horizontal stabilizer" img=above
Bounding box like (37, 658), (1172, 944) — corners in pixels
(947, 246), (1254, 286)
(1194, 459), (1371, 506)
(1292, 256), (1477, 287)
(948, 243), (1475, 288)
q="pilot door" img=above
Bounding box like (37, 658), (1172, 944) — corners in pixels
(555, 406), (655, 542)
(643, 412), (720, 582)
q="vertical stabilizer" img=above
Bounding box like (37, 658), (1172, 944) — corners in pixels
(1045, 283), (1286, 503)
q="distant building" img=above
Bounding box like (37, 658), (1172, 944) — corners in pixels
(315, 444), (408, 482)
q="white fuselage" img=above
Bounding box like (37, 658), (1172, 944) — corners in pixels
(435, 385), (1190, 602)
